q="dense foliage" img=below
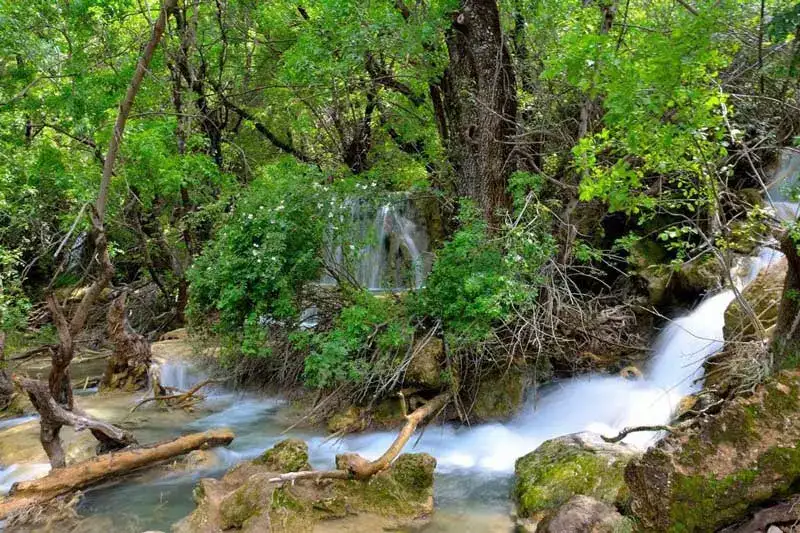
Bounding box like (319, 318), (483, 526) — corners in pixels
(1, 0), (799, 392)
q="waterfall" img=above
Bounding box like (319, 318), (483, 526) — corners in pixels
(766, 148), (800, 221)
(321, 196), (431, 290)
(314, 248), (784, 473)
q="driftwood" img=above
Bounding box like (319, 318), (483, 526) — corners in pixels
(269, 391), (450, 483)
(0, 428), (234, 520)
(14, 376), (137, 467)
(601, 424), (674, 443)
(101, 292), (151, 391)
(130, 378), (222, 412)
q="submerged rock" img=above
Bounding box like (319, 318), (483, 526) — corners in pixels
(514, 433), (637, 529)
(174, 439), (435, 532)
(625, 370), (800, 532)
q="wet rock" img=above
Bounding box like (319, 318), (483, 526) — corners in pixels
(514, 433), (637, 527)
(174, 439), (436, 532)
(626, 370), (800, 532)
(540, 495), (633, 533)
(470, 369), (527, 422)
(160, 328), (188, 341)
(184, 449), (220, 470)
(723, 256), (786, 342)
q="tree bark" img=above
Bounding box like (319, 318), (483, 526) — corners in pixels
(0, 428), (234, 520)
(0, 331), (14, 411)
(270, 391), (450, 483)
(772, 233), (800, 368)
(15, 377), (137, 468)
(440, 0), (518, 224)
(101, 293), (151, 391)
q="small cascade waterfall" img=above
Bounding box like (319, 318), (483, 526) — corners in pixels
(766, 148), (800, 221)
(322, 196), (432, 290)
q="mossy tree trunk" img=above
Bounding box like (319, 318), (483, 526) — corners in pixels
(773, 232), (800, 368)
(0, 332), (14, 411)
(439, 0), (518, 225)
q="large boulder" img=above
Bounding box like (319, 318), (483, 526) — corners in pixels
(470, 368), (528, 422)
(626, 370), (800, 532)
(174, 439), (436, 532)
(514, 433), (638, 529)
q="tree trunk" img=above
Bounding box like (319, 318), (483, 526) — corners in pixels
(34, 0), (177, 467)
(15, 377), (138, 468)
(0, 332), (14, 411)
(101, 293), (151, 391)
(772, 233), (800, 368)
(0, 428), (234, 520)
(440, 0), (518, 224)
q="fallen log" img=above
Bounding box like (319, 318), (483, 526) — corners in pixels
(269, 391), (450, 483)
(0, 428), (234, 520)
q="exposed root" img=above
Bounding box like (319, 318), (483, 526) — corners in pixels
(601, 425), (675, 443)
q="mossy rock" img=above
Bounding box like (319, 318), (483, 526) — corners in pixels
(405, 337), (447, 389)
(723, 256), (786, 342)
(175, 441), (436, 533)
(514, 433), (637, 524)
(628, 240), (670, 305)
(470, 369), (528, 422)
(253, 438), (310, 472)
(626, 370), (800, 532)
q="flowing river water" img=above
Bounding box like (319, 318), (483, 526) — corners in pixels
(7, 143), (800, 533)
(0, 246), (784, 532)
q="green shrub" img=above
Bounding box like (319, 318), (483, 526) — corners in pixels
(188, 159), (327, 344)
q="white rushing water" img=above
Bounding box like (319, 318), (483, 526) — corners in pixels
(294, 247), (784, 472)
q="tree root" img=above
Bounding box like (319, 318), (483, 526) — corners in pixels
(269, 391), (450, 483)
(601, 425), (674, 443)
(14, 376), (137, 466)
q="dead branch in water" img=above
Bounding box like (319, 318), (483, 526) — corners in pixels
(14, 376), (137, 466)
(269, 391), (450, 483)
(129, 378), (223, 412)
(601, 425), (674, 443)
(0, 428), (234, 520)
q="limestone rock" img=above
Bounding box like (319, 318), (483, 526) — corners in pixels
(406, 337), (446, 389)
(542, 495), (632, 533)
(723, 256), (786, 342)
(514, 433), (638, 526)
(626, 370), (800, 532)
(253, 438), (310, 472)
(470, 369), (527, 422)
(174, 440), (436, 533)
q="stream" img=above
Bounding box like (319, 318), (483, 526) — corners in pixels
(0, 246), (786, 531)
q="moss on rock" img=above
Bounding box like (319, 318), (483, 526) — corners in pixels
(626, 370), (800, 532)
(514, 433), (637, 524)
(253, 438), (310, 472)
(175, 440), (436, 532)
(471, 369), (528, 422)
